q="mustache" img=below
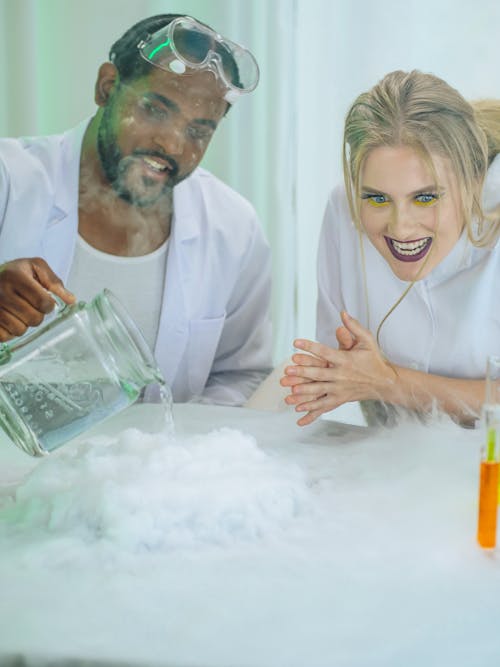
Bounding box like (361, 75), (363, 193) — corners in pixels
(131, 150), (179, 177)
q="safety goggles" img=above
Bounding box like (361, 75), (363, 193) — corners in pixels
(137, 16), (259, 104)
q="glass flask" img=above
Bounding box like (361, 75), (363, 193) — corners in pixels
(0, 289), (170, 456)
(477, 355), (500, 548)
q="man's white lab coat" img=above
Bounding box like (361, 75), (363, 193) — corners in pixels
(0, 121), (272, 404)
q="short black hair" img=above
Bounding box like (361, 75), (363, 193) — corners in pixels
(109, 14), (182, 82)
(109, 13), (240, 88)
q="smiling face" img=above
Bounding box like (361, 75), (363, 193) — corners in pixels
(359, 145), (465, 282)
(96, 65), (227, 207)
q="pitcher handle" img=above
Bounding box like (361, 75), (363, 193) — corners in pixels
(0, 292), (74, 365)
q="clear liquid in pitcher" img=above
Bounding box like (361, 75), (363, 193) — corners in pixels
(0, 378), (140, 453)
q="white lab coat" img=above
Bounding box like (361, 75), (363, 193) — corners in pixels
(317, 157), (500, 379)
(0, 120), (273, 404)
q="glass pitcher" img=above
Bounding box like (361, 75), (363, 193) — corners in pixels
(0, 289), (171, 457)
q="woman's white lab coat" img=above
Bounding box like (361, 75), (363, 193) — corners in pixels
(317, 159), (500, 379)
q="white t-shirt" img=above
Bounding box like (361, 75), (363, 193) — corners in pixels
(66, 235), (168, 350)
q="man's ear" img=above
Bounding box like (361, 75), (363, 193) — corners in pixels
(95, 62), (119, 106)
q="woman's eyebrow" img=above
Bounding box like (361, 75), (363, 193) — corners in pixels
(360, 185), (386, 194)
(408, 184), (441, 195)
(361, 184), (442, 195)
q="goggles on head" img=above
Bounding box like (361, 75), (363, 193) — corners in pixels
(137, 16), (260, 104)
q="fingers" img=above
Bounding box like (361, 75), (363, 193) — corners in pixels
(289, 380), (333, 396)
(31, 258), (76, 305)
(291, 352), (329, 368)
(336, 325), (354, 351)
(0, 258), (75, 341)
(280, 367), (338, 426)
(280, 352), (330, 388)
(293, 394), (341, 427)
(340, 311), (374, 347)
(293, 314), (371, 360)
(283, 362), (337, 384)
(282, 315), (378, 427)
(280, 343), (339, 415)
(280, 374), (311, 388)
(0, 305), (39, 339)
(282, 324), (363, 427)
(293, 315), (369, 359)
(296, 409), (325, 427)
(0, 299), (44, 341)
(293, 394), (337, 412)
(280, 348), (331, 388)
(293, 338), (338, 362)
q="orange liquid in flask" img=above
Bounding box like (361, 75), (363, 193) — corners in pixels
(477, 460), (499, 548)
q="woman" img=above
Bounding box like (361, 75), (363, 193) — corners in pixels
(281, 70), (500, 426)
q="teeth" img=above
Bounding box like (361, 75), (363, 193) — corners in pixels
(391, 238), (429, 256)
(143, 157), (167, 172)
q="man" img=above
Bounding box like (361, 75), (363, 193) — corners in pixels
(0, 14), (272, 405)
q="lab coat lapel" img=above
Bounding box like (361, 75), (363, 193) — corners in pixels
(154, 178), (199, 385)
(41, 209), (78, 280)
(41, 121), (86, 280)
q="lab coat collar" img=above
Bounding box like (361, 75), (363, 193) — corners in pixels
(55, 118), (89, 221)
(424, 155), (500, 286)
(171, 169), (203, 243)
(153, 234), (188, 384)
(41, 119), (89, 278)
(421, 215), (498, 289)
(422, 229), (476, 288)
(152, 170), (204, 383)
(420, 156), (500, 288)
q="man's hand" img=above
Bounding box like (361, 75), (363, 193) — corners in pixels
(0, 257), (76, 341)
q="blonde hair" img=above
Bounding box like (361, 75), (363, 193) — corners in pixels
(343, 70), (500, 248)
(472, 99), (500, 165)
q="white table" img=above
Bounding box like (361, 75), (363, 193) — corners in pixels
(0, 403), (499, 667)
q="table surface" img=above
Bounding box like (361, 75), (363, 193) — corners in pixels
(0, 402), (499, 667)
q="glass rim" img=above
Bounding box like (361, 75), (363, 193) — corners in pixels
(93, 289), (160, 379)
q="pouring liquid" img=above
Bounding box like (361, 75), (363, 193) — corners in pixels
(159, 381), (174, 433)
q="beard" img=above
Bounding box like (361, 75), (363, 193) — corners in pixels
(96, 101), (180, 208)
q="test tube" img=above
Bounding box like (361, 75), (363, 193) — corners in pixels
(477, 356), (500, 549)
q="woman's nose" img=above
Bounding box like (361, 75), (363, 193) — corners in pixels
(387, 204), (415, 238)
